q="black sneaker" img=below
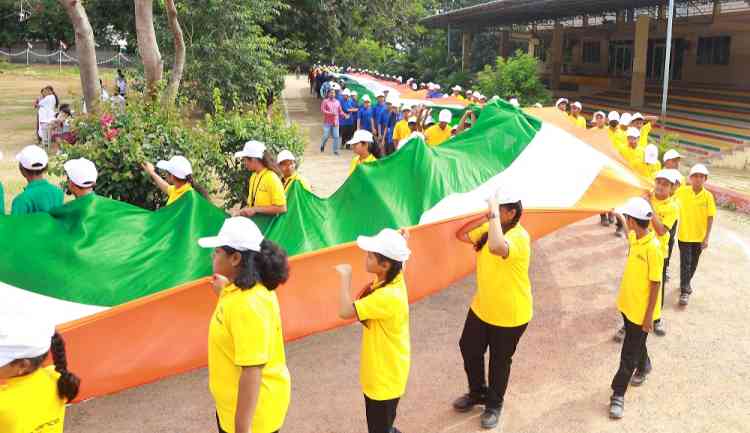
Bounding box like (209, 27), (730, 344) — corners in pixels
(679, 293), (690, 306)
(480, 407), (501, 429)
(630, 368), (650, 386)
(613, 326), (626, 343)
(609, 395), (624, 419)
(654, 320), (666, 336)
(614, 226), (625, 238)
(452, 393), (485, 413)
(600, 215), (610, 226)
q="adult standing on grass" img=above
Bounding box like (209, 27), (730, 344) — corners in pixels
(320, 88), (348, 155)
(35, 86), (58, 148)
(452, 188), (532, 430)
(11, 145), (63, 215)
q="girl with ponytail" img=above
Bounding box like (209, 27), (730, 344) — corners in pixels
(1, 319), (80, 433)
(198, 217), (291, 433)
(233, 140), (287, 217)
(142, 155), (209, 206)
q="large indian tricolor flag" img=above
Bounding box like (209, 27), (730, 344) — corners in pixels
(0, 96), (648, 402)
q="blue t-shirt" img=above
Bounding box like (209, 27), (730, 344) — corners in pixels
(373, 103), (387, 126)
(340, 98), (356, 126)
(358, 105), (376, 132)
(377, 108), (392, 135)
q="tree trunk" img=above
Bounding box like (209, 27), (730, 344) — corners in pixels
(162, 0), (185, 106)
(58, 0), (99, 113)
(134, 0), (163, 99)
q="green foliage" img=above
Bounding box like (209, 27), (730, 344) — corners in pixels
(334, 38), (399, 71)
(476, 51), (551, 106)
(655, 132), (681, 162)
(202, 90), (306, 209)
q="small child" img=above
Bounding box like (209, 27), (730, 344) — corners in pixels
(12, 145), (64, 215)
(609, 197), (663, 419)
(569, 102), (587, 129)
(142, 155), (207, 206)
(0, 316), (80, 433)
(674, 164), (715, 306)
(335, 228), (411, 433)
(276, 150), (311, 193)
(348, 130), (379, 176)
(592, 111), (607, 129)
(643, 144), (662, 181)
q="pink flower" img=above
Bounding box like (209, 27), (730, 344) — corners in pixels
(100, 114), (114, 128)
(104, 128), (119, 141)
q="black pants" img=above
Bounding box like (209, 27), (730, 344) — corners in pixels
(611, 314), (651, 397)
(679, 241), (703, 293)
(657, 223), (678, 313)
(216, 413), (278, 433)
(364, 395), (400, 433)
(341, 124), (355, 146)
(459, 309), (527, 409)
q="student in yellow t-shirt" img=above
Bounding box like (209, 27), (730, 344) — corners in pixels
(643, 144), (662, 181)
(591, 111), (607, 130)
(391, 106), (412, 146)
(347, 129), (379, 176)
(662, 149), (685, 188)
(622, 128), (648, 178)
(424, 109), (453, 147)
(601, 111), (624, 227)
(276, 150), (310, 194)
(234, 140), (287, 217)
(453, 188), (531, 430)
(568, 101), (587, 129)
(630, 113), (659, 148)
(608, 197), (663, 420)
(198, 217), (291, 433)
(674, 164), (716, 306)
(335, 228), (411, 433)
(142, 155), (209, 206)
(555, 97), (569, 114)
(0, 318), (80, 433)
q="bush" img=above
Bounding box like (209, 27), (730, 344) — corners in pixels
(203, 89), (306, 209)
(476, 51), (551, 106)
(52, 94), (222, 210)
(335, 38), (397, 72)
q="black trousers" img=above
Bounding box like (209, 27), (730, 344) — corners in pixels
(611, 314), (651, 397)
(364, 395), (400, 433)
(341, 124), (355, 146)
(216, 413), (278, 433)
(656, 223), (678, 313)
(678, 241), (703, 293)
(459, 309), (527, 409)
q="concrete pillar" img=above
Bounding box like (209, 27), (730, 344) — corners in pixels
(658, 4), (666, 21)
(630, 15), (650, 107)
(713, 0), (722, 20)
(627, 8), (635, 23)
(461, 32), (473, 72)
(497, 30), (511, 58)
(550, 23), (563, 90)
(528, 38), (538, 57)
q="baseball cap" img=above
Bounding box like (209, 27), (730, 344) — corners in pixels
(644, 144), (659, 164)
(424, 116), (435, 125)
(0, 313), (55, 368)
(156, 155), (192, 180)
(689, 164), (709, 177)
(666, 168), (683, 184)
(487, 187), (522, 205)
(452, 85), (462, 91)
(198, 217), (263, 252)
(356, 228), (411, 262)
(632, 112), (645, 121)
(376, 92), (385, 98)
(608, 111), (620, 122)
(63, 158), (98, 188)
(438, 109), (452, 123)
(400, 105), (411, 112)
(351, 90), (358, 96)
(555, 98), (569, 107)
(572, 101), (582, 110)
(407, 116), (417, 123)
(342, 89), (351, 96)
(234, 140), (266, 159)
(594, 111), (606, 119)
(347, 129), (374, 145)
(361, 95), (371, 102)
(16, 145), (48, 170)
(655, 169), (676, 183)
(663, 149), (682, 162)
(617, 197), (653, 221)
(626, 127), (640, 138)
(509, 98), (520, 108)
(620, 113), (632, 126)
(276, 150), (296, 164)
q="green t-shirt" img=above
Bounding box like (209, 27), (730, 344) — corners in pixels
(11, 179), (64, 215)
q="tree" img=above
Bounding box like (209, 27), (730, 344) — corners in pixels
(162, 0), (185, 105)
(475, 51), (551, 106)
(134, 0), (163, 98)
(57, 0), (100, 113)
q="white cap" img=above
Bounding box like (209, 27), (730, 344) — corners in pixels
(407, 116), (418, 123)
(424, 116), (435, 125)
(663, 149), (682, 162)
(555, 98), (569, 107)
(509, 98), (520, 108)
(438, 109), (452, 123)
(347, 129), (374, 145)
(330, 83), (341, 90)
(479, 94), (487, 100)
(594, 111), (606, 119)
(198, 217), (263, 252)
(571, 101), (582, 110)
(666, 168), (683, 184)
(376, 92), (385, 98)
(156, 155), (192, 180)
(361, 95), (371, 102)
(488, 187), (522, 205)
(617, 197), (653, 221)
(608, 111), (620, 122)
(644, 144), (659, 164)
(342, 89), (352, 96)
(63, 158), (98, 188)
(452, 85), (462, 91)
(400, 105), (411, 112)
(276, 150), (296, 164)
(466, 90), (473, 95)
(16, 145), (49, 170)
(632, 112), (645, 121)
(356, 228), (411, 262)
(655, 169), (676, 183)
(234, 140), (266, 159)
(435, 84), (441, 90)
(0, 313), (55, 368)
(620, 113), (632, 126)
(627, 127), (640, 138)
(689, 164), (709, 177)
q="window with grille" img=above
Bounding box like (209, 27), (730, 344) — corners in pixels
(697, 36), (731, 65)
(583, 41), (601, 64)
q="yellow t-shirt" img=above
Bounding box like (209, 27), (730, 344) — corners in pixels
(468, 223), (533, 327)
(348, 153), (377, 176)
(675, 186), (717, 242)
(424, 124), (452, 147)
(617, 231), (664, 325)
(166, 183), (193, 206)
(620, 143), (648, 177)
(608, 127), (627, 154)
(639, 122), (652, 147)
(646, 161), (662, 181)
(651, 195), (679, 256)
(392, 120), (411, 144)
(247, 168), (286, 208)
(209, 283), (291, 433)
(353, 272), (411, 401)
(282, 173), (311, 193)
(0, 366), (66, 433)
(568, 114), (587, 129)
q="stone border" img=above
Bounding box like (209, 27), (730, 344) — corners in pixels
(706, 183), (750, 215)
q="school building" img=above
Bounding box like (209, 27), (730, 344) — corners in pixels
(424, 0), (750, 162)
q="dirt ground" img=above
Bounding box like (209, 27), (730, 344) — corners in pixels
(58, 77), (750, 433)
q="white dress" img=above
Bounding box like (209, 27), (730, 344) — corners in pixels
(37, 94), (57, 139)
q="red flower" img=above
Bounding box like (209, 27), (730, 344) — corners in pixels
(100, 114), (114, 128)
(104, 128), (119, 141)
